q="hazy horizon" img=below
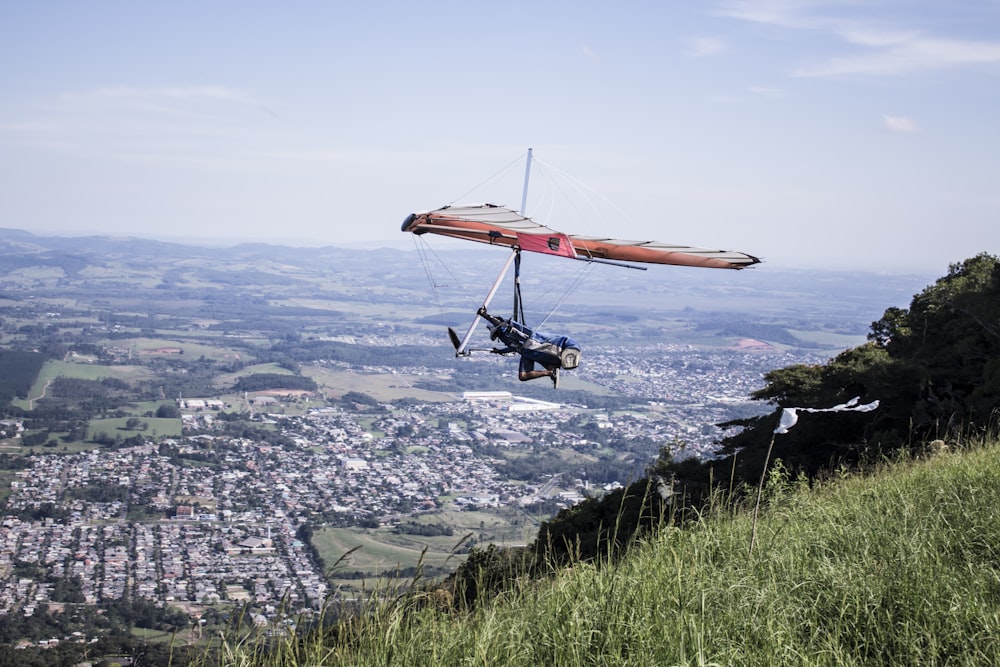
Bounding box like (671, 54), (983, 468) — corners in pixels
(3, 1), (998, 273)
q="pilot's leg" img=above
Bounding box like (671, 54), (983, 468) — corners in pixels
(517, 356), (557, 382)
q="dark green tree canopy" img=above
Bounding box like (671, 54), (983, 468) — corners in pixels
(527, 254), (1000, 578)
(667, 253), (1000, 496)
(872, 252), (1000, 426)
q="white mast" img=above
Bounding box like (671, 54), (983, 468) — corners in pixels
(519, 147), (533, 215)
(453, 148), (534, 356)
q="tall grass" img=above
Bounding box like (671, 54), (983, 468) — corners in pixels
(209, 436), (1000, 666)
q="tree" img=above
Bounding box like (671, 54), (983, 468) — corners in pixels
(155, 403), (181, 419)
(446, 543), (537, 609)
(869, 252), (1000, 435)
(728, 253), (1000, 462)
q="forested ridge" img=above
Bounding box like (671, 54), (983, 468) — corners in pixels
(480, 253), (1000, 575)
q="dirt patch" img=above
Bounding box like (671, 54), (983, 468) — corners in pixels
(254, 389), (312, 397)
(732, 338), (775, 351)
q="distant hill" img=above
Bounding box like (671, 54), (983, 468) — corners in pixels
(0, 227), (934, 343)
(0, 227), (411, 276)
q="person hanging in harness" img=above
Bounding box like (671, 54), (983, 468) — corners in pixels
(477, 307), (581, 388)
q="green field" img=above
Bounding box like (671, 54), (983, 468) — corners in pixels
(88, 417), (183, 440)
(13, 359), (155, 411)
(212, 362), (297, 391)
(304, 366), (457, 402)
(130, 627), (179, 643)
(0, 469), (16, 504)
(104, 336), (248, 363)
(786, 328), (868, 348)
(314, 508), (539, 590)
(315, 527), (463, 578)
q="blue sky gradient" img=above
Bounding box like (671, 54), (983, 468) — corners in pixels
(2, 1), (998, 271)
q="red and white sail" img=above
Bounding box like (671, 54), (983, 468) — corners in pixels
(402, 203), (760, 270)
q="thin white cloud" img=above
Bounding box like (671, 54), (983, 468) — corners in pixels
(0, 84), (284, 173)
(795, 34), (1000, 76)
(837, 26), (922, 49)
(0, 120), (64, 133)
(715, 0), (1000, 77)
(747, 85), (785, 97)
(581, 45), (601, 63)
(58, 85), (271, 119)
(86, 85), (254, 102)
(685, 36), (727, 57)
(882, 114), (921, 134)
(714, 0), (842, 30)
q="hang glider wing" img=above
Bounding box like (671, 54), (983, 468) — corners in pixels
(568, 236), (760, 269)
(402, 203), (760, 269)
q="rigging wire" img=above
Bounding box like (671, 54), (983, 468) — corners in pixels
(412, 235), (447, 327)
(529, 156), (639, 235)
(447, 152), (528, 207)
(499, 158), (606, 328)
(535, 260), (596, 329)
(415, 234), (513, 305)
(417, 150), (630, 337)
(412, 235), (480, 329)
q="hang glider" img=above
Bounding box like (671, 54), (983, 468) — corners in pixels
(401, 203), (761, 270)
(401, 149), (762, 371)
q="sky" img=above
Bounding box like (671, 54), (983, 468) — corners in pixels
(1, 1), (998, 273)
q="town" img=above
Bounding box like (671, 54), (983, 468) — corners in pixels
(0, 340), (820, 639)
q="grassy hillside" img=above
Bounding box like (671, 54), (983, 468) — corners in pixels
(207, 435), (1000, 666)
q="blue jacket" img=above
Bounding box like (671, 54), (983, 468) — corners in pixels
(492, 320), (580, 367)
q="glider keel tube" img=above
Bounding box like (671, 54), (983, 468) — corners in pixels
(452, 249), (519, 356)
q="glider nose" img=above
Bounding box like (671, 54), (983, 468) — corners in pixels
(401, 213), (417, 233)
